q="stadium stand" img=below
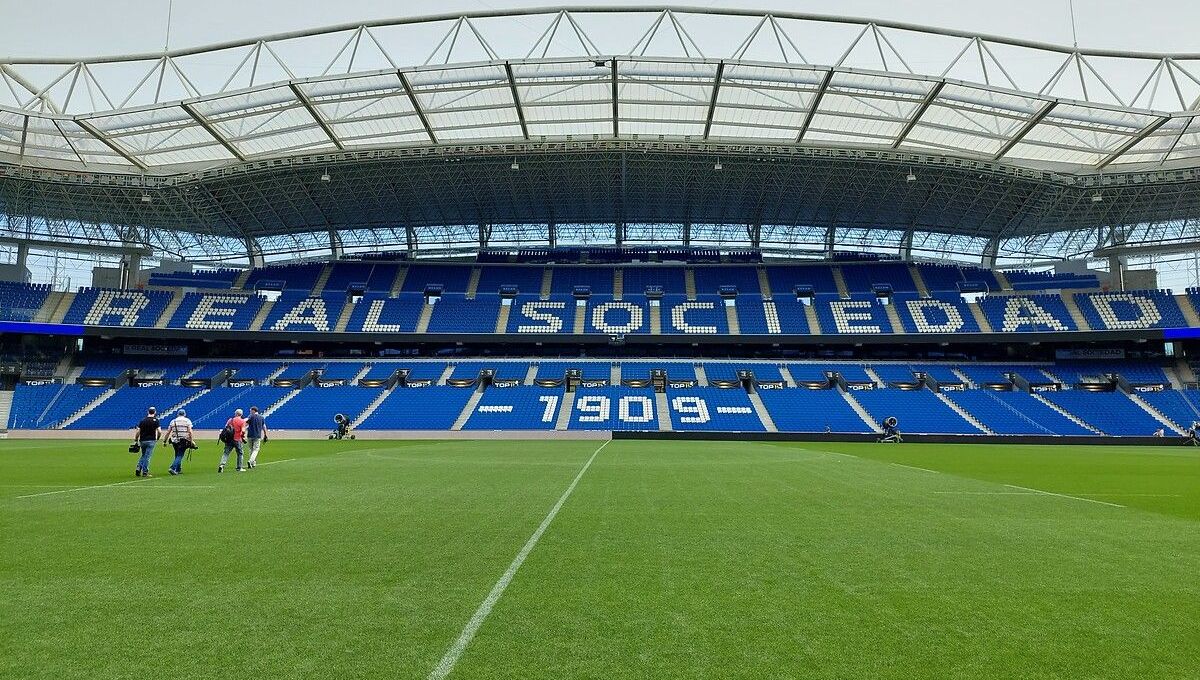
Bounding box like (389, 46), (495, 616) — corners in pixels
(945, 389), (1092, 435)
(62, 288), (174, 328)
(853, 388), (982, 434)
(0, 281), (51, 322)
(67, 385), (200, 429)
(757, 388), (874, 433)
(1041, 390), (1164, 435)
(357, 387), (475, 430)
(665, 387), (764, 432)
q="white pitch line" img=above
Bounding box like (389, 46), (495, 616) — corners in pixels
(428, 438), (611, 680)
(259, 458), (296, 466)
(934, 491), (1040, 495)
(890, 462), (939, 474)
(1004, 484), (1125, 508)
(15, 479), (213, 499)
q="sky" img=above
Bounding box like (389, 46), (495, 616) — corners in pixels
(2, 0), (1197, 59)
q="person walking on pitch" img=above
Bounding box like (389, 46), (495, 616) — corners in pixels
(245, 406), (268, 469)
(219, 408), (248, 472)
(164, 409), (195, 475)
(132, 407), (161, 477)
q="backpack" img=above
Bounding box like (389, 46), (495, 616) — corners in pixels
(219, 424), (234, 444)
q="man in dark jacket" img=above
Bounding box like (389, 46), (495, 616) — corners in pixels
(132, 407), (161, 477)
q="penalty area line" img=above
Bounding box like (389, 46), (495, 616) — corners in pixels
(890, 462), (939, 474)
(1004, 483), (1125, 508)
(15, 479), (211, 499)
(428, 438), (611, 680)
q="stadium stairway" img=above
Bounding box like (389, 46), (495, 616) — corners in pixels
(1175, 293), (1200, 326)
(264, 364), (289, 383)
(832, 267), (850, 298)
(179, 364), (205, 381)
(310, 264), (333, 296)
(684, 270), (697, 300)
(249, 299), (275, 331)
(910, 265), (930, 298)
(451, 386), (487, 430)
(725, 304), (740, 334)
(33, 291), (65, 323)
(1031, 393), (1101, 434)
(936, 392), (995, 434)
(540, 269), (553, 300)
(746, 390), (778, 432)
(863, 366), (886, 388)
(263, 389), (301, 417)
(654, 392), (673, 431)
(573, 302), (586, 334)
(389, 267), (408, 297)
(801, 304), (821, 334)
(351, 364), (372, 385)
(952, 367), (976, 387)
(993, 270), (1013, 291)
(778, 365), (797, 387)
(415, 301), (434, 333)
(334, 303), (355, 332)
(967, 302), (994, 332)
(155, 291), (184, 328)
(1060, 292), (1092, 331)
(883, 304), (904, 336)
(231, 270), (251, 290)
(48, 291), (76, 324)
(57, 388), (117, 429)
(465, 267), (482, 299)
(1177, 358), (1198, 384)
(838, 386), (883, 433)
(649, 304), (662, 334)
(554, 391), (576, 430)
(1126, 392), (1185, 434)
(437, 365), (455, 386)
(523, 364), (538, 386)
(350, 385), (396, 428)
(0, 391), (13, 431)
(610, 364), (621, 384)
(494, 302), (512, 333)
(756, 267), (772, 298)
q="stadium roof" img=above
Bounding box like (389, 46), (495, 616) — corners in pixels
(3, 6), (1200, 262)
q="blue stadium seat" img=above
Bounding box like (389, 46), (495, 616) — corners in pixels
(462, 387), (561, 430)
(426, 294), (501, 333)
(261, 293), (345, 332)
(268, 386), (383, 429)
(549, 266), (615, 295)
(665, 387), (764, 431)
(892, 294), (982, 334)
(567, 387), (660, 431)
(814, 294), (895, 334)
(357, 387), (475, 429)
(188, 386), (292, 428)
(586, 296), (650, 335)
(1075, 290), (1185, 330)
(8, 384), (105, 429)
(401, 265), (474, 293)
(853, 388), (982, 434)
(0, 281), (51, 322)
(243, 262), (326, 292)
(1138, 390), (1200, 430)
(692, 266), (760, 296)
(1042, 390), (1163, 435)
(168, 292), (262, 330)
(662, 295), (728, 335)
(67, 386), (202, 430)
(977, 294), (1077, 332)
(477, 265), (545, 295)
(345, 293), (424, 333)
(63, 288), (173, 328)
(947, 389), (1092, 435)
(757, 388), (875, 432)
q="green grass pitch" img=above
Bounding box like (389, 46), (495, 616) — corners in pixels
(2, 438), (1199, 679)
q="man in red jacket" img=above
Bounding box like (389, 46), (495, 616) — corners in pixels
(219, 408), (248, 473)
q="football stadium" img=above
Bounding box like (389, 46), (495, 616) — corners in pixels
(3, 3), (1200, 678)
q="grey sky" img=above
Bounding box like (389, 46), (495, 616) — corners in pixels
(2, 0), (1197, 59)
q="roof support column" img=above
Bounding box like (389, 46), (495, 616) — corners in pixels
(824, 226), (836, 258)
(329, 229), (343, 260)
(899, 228), (914, 261)
(981, 237), (999, 268)
(405, 226), (416, 253)
(548, 221), (556, 249)
(748, 223), (761, 249)
(683, 222), (691, 247)
(15, 241), (29, 274)
(479, 223), (490, 250)
(245, 237), (265, 269)
(615, 222), (625, 247)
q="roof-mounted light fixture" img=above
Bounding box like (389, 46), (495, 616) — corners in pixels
(714, 158), (723, 171)
(320, 170), (331, 182)
(906, 168), (917, 182)
(1091, 191), (1103, 203)
(511, 158), (520, 171)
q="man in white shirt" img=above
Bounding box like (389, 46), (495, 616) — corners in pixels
(164, 409), (195, 475)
